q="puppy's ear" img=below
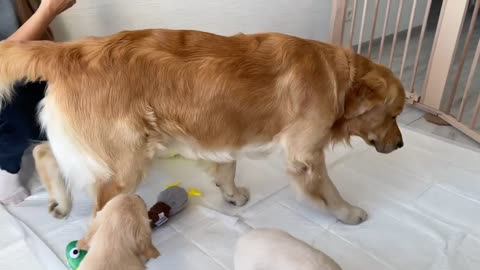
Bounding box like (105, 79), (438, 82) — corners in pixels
(344, 71), (386, 119)
(135, 218), (161, 259)
(141, 241), (161, 259)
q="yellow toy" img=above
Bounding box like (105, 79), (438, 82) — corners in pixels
(165, 181), (202, 197)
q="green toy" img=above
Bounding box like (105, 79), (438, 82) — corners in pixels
(66, 240), (87, 270)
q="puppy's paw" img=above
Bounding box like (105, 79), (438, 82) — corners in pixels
(48, 199), (71, 219)
(76, 239), (89, 250)
(336, 206), (368, 225)
(223, 187), (250, 207)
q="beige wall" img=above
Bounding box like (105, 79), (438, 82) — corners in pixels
(50, 0), (333, 42)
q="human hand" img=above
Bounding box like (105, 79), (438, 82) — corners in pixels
(7, 0), (76, 41)
(39, 0), (76, 17)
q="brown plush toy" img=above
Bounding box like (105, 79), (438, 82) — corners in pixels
(148, 186), (189, 228)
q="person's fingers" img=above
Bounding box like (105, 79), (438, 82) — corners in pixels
(63, 0), (76, 12)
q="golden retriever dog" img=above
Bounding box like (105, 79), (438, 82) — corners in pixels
(235, 228), (342, 270)
(0, 29), (405, 225)
(76, 194), (160, 270)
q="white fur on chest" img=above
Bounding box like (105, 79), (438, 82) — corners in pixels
(156, 138), (279, 162)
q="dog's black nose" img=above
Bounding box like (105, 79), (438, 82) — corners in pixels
(397, 141), (404, 148)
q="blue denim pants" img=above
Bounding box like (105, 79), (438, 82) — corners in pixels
(0, 82), (47, 174)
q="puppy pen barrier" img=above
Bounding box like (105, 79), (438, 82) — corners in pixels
(330, 0), (480, 143)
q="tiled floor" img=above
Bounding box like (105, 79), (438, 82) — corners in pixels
(398, 105), (480, 149)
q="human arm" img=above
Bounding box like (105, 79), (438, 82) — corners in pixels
(7, 0), (76, 41)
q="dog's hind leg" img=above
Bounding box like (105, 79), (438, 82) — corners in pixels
(33, 143), (72, 219)
(92, 150), (151, 214)
(94, 180), (124, 214)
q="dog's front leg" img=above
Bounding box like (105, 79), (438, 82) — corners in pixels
(287, 149), (367, 225)
(212, 161), (250, 206)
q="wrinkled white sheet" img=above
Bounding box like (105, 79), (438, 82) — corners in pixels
(3, 127), (480, 270)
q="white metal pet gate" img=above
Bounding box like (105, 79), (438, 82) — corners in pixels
(330, 0), (480, 143)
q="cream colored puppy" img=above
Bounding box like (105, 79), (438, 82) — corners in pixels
(234, 229), (341, 270)
(77, 194), (160, 270)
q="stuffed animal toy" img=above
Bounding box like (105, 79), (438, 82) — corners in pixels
(148, 185), (190, 228)
(66, 240), (87, 270)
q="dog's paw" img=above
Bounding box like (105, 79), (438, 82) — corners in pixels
(223, 187), (250, 207)
(336, 206), (368, 225)
(48, 199), (71, 219)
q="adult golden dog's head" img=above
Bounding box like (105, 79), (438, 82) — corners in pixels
(341, 60), (405, 154)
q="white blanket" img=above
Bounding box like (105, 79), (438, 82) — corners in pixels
(3, 127), (480, 270)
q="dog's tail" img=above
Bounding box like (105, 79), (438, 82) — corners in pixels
(0, 40), (65, 109)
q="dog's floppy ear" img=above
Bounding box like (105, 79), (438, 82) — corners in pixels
(141, 241), (161, 259)
(135, 217), (161, 259)
(344, 71), (386, 119)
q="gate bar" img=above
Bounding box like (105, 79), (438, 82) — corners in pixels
(357, 0), (368, 53)
(410, 0), (433, 93)
(367, 0), (380, 58)
(389, 0), (404, 68)
(447, 0), (480, 114)
(378, 0), (392, 63)
(400, 0), (417, 80)
(422, 0), (469, 110)
(457, 39), (480, 121)
(329, 0), (347, 45)
(471, 93), (480, 128)
(348, 0), (358, 47)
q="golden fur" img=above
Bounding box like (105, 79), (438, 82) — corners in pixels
(0, 29), (405, 225)
(76, 194), (160, 270)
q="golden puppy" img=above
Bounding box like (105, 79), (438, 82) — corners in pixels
(0, 29), (405, 225)
(76, 194), (160, 270)
(235, 229), (342, 270)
